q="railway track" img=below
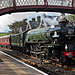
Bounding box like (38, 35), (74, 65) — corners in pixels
(0, 47), (75, 75)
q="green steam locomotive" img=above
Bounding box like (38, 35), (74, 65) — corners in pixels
(1, 14), (75, 64)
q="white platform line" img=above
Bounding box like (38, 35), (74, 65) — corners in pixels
(0, 51), (48, 75)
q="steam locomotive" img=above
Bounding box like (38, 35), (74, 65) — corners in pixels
(0, 13), (75, 64)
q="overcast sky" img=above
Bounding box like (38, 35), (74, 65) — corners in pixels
(0, 12), (63, 33)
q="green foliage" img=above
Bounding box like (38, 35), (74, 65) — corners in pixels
(0, 33), (8, 37)
(8, 19), (28, 34)
(28, 33), (48, 42)
(68, 15), (75, 22)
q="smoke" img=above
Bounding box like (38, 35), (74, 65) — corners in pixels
(44, 16), (59, 28)
(51, 17), (59, 28)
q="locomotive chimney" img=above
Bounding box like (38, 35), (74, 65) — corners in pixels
(32, 18), (35, 21)
(37, 16), (41, 25)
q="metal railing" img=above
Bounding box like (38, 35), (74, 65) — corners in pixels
(47, 0), (72, 7)
(0, 0), (13, 9)
(73, 0), (75, 7)
(0, 0), (75, 9)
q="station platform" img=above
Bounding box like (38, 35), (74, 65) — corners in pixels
(0, 51), (47, 75)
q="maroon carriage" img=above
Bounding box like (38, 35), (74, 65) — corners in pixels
(0, 35), (10, 48)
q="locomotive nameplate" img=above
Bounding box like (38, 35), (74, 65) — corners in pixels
(48, 46), (53, 47)
(66, 35), (75, 37)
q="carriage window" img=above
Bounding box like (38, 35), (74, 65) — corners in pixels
(6, 39), (9, 42)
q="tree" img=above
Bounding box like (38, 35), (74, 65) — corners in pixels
(8, 18), (28, 34)
(68, 14), (75, 22)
